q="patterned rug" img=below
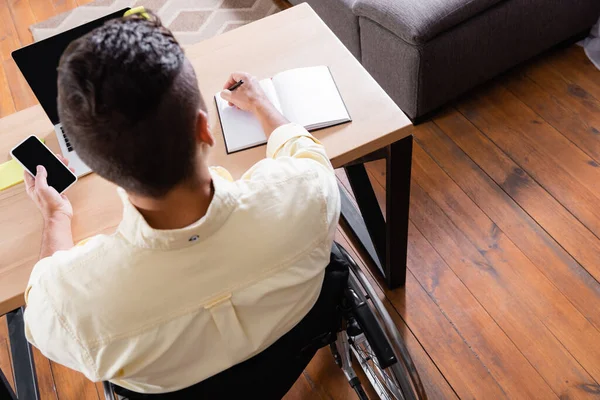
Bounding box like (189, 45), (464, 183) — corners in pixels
(30, 0), (285, 44)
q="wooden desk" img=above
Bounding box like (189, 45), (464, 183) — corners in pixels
(0, 3), (412, 317)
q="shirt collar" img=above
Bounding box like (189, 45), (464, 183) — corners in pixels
(117, 169), (237, 250)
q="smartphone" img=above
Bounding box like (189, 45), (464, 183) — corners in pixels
(11, 135), (77, 194)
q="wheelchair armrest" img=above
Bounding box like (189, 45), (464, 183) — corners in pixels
(346, 275), (397, 369)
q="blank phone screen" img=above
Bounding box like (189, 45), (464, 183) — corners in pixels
(12, 136), (76, 193)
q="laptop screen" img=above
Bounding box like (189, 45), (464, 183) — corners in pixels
(12, 8), (130, 125)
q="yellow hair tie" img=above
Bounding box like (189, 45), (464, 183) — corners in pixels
(124, 6), (150, 20)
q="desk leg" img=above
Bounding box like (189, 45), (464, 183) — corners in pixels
(7, 308), (40, 400)
(385, 136), (412, 288)
(340, 136), (412, 289)
(0, 365), (17, 400)
(339, 186), (385, 277)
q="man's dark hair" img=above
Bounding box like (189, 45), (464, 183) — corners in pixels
(57, 12), (205, 197)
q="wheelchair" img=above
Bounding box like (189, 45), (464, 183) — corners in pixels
(104, 244), (427, 400)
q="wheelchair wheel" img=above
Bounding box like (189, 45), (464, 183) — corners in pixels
(103, 381), (116, 400)
(337, 246), (427, 400)
(350, 331), (409, 400)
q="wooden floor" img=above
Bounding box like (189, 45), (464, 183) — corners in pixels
(2, 0), (600, 398)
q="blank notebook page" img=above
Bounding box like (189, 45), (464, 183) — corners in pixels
(272, 66), (349, 129)
(215, 79), (281, 152)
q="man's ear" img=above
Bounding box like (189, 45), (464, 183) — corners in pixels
(196, 109), (214, 147)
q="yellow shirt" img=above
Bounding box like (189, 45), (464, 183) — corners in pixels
(23, 123), (341, 393)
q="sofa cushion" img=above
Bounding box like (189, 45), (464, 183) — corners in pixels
(353, 0), (504, 45)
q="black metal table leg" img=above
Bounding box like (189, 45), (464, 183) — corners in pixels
(339, 135), (413, 289)
(344, 163), (387, 265)
(385, 136), (412, 288)
(7, 308), (40, 400)
(339, 186), (385, 277)
(0, 365), (17, 400)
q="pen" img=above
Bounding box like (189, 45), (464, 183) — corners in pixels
(227, 80), (244, 91)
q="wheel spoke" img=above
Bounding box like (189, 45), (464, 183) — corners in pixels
(351, 335), (404, 400)
(344, 267), (426, 400)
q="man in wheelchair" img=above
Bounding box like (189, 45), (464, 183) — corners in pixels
(22, 11), (343, 399)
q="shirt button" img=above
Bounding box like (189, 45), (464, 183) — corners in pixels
(189, 235), (199, 242)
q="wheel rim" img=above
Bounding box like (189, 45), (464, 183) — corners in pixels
(345, 262), (425, 400)
(350, 333), (405, 400)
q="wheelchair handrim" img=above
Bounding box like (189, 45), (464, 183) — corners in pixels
(350, 333), (405, 400)
(347, 267), (426, 400)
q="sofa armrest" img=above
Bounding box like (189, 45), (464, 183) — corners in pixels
(353, 0), (502, 45)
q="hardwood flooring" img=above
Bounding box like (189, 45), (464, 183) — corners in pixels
(1, 0), (599, 398)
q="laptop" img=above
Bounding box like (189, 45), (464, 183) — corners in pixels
(12, 8), (130, 177)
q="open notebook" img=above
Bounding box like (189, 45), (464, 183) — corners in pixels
(215, 66), (351, 153)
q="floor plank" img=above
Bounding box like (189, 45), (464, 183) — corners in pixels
(283, 372), (323, 400)
(304, 346), (364, 400)
(0, 316), (14, 393)
(367, 162), (561, 398)
(457, 84), (600, 240)
(32, 347), (58, 400)
(403, 221), (557, 399)
(432, 107), (600, 292)
(94, 381), (104, 400)
(547, 46), (600, 102)
(0, 316), (8, 343)
(408, 145), (600, 395)
(28, 0), (59, 23)
(3, 58), (37, 112)
(464, 85), (600, 200)
(416, 118), (600, 323)
(0, 2), (21, 61)
(0, 63), (16, 118)
(50, 361), (99, 400)
(504, 63), (600, 163)
(8, 0), (37, 46)
(0, 338), (15, 394)
(409, 179), (598, 398)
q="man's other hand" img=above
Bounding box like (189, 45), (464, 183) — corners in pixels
(220, 72), (272, 114)
(24, 155), (75, 220)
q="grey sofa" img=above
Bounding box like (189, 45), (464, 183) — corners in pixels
(289, 0), (600, 119)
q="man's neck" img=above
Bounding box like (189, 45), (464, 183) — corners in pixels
(128, 170), (214, 230)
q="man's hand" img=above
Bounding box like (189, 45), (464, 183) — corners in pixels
(24, 156), (74, 220)
(221, 72), (289, 135)
(220, 72), (273, 113)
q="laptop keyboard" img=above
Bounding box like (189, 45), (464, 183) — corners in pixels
(60, 126), (74, 152)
